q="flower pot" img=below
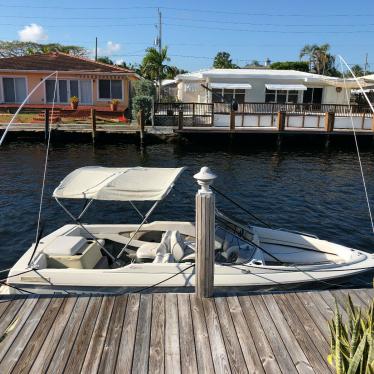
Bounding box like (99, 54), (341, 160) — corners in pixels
(110, 104), (118, 112)
(71, 102), (78, 110)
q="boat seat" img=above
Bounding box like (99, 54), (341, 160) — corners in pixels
(136, 230), (172, 261)
(44, 236), (105, 269)
(43, 236), (87, 256)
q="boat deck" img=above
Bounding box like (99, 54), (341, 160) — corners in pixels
(0, 288), (372, 373)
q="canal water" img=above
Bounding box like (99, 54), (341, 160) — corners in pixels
(1, 141), (374, 285)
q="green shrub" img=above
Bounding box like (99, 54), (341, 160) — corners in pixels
(133, 80), (156, 97)
(328, 295), (374, 374)
(132, 95), (153, 122)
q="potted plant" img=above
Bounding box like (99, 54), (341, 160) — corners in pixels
(110, 99), (120, 112)
(70, 96), (79, 110)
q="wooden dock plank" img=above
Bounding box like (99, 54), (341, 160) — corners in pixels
(250, 295), (298, 374)
(64, 296), (103, 373)
(165, 293), (181, 374)
(284, 293), (331, 361)
(98, 295), (128, 374)
(0, 297), (39, 363)
(12, 297), (64, 374)
(276, 293), (333, 374)
(0, 298), (14, 319)
(0, 298), (26, 338)
(239, 295), (281, 374)
(115, 293), (140, 373)
(215, 297), (247, 374)
(296, 292), (331, 342)
(226, 296), (265, 373)
(30, 296), (77, 374)
(190, 295), (215, 373)
(0, 297), (49, 373)
(0, 288), (370, 374)
(132, 294), (153, 374)
(202, 297), (231, 374)
(149, 293), (165, 374)
(80, 296), (115, 374)
(261, 294), (315, 374)
(46, 296), (90, 374)
(178, 293), (198, 374)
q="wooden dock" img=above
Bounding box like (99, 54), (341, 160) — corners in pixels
(0, 288), (372, 373)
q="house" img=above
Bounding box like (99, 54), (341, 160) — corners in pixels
(0, 52), (139, 111)
(175, 68), (362, 106)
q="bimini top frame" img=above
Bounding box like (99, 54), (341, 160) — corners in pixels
(50, 166), (186, 263)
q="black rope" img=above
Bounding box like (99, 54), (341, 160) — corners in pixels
(211, 186), (273, 228)
(0, 269), (35, 282)
(0, 280), (36, 294)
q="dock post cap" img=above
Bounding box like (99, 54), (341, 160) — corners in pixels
(194, 166), (217, 193)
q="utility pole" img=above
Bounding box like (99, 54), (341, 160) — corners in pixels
(95, 37), (98, 62)
(364, 53), (368, 75)
(157, 8), (162, 100)
(158, 8), (162, 54)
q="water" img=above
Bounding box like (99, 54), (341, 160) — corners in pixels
(1, 141), (374, 280)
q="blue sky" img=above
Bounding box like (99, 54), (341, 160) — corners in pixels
(1, 0), (373, 72)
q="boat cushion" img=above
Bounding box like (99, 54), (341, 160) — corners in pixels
(170, 231), (185, 262)
(136, 230), (172, 260)
(43, 236), (87, 256)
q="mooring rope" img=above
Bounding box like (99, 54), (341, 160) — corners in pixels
(29, 72), (59, 267)
(338, 55), (374, 234)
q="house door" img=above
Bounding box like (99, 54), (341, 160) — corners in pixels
(79, 80), (92, 104)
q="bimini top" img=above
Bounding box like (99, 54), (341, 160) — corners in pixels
(53, 166), (185, 201)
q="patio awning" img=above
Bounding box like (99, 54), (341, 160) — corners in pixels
(265, 84), (307, 91)
(210, 83), (252, 89)
(53, 166), (185, 201)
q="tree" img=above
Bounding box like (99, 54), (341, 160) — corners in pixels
(270, 61), (309, 72)
(213, 52), (239, 69)
(348, 64), (365, 77)
(96, 56), (114, 65)
(299, 43), (338, 76)
(141, 46), (171, 98)
(0, 40), (86, 58)
(165, 66), (188, 79)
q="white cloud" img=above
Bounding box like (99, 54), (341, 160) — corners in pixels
(18, 23), (48, 42)
(106, 41), (120, 54)
(115, 58), (124, 65)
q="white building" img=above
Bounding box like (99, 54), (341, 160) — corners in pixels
(175, 69), (361, 106)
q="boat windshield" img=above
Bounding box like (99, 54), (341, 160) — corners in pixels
(215, 211), (257, 263)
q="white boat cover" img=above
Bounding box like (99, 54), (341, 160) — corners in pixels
(265, 84), (307, 91)
(53, 166), (185, 201)
(210, 83), (252, 89)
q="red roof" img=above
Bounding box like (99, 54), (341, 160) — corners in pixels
(0, 52), (135, 74)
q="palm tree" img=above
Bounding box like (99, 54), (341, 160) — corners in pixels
(349, 64), (365, 77)
(141, 47), (171, 99)
(300, 44), (334, 75)
(299, 44), (318, 71)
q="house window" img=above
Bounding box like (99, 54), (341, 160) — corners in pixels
(1, 77), (27, 103)
(98, 80), (123, 100)
(211, 88), (246, 103)
(303, 88), (323, 104)
(46, 79), (92, 104)
(265, 89), (300, 104)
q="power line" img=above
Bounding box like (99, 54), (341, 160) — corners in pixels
(1, 14), (373, 28)
(2, 21), (374, 34)
(0, 3), (374, 17)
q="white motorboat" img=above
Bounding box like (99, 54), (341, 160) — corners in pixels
(1, 166), (373, 295)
